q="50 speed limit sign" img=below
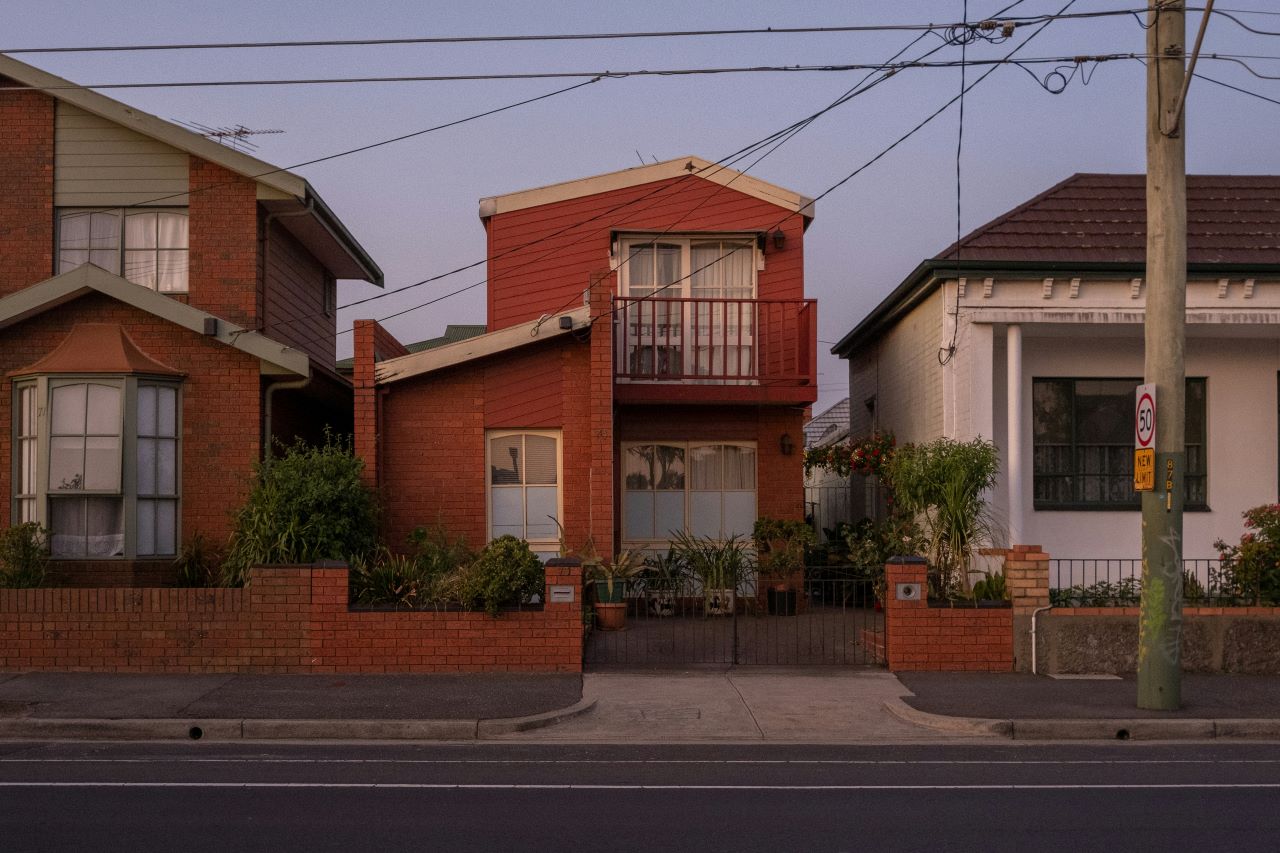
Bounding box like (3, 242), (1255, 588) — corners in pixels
(1134, 383), (1156, 491)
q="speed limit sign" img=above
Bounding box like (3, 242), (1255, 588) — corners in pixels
(1134, 383), (1156, 491)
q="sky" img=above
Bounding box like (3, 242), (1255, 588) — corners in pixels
(7, 1), (1280, 413)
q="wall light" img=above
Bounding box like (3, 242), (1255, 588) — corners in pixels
(772, 229), (786, 251)
(779, 433), (795, 456)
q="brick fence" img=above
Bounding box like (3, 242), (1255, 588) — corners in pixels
(0, 560), (583, 674)
(884, 556), (1014, 672)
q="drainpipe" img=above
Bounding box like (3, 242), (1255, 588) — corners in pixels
(260, 199), (316, 333)
(1030, 603), (1054, 675)
(263, 374), (312, 459)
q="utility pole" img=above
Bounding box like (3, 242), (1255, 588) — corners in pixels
(1138, 0), (1187, 711)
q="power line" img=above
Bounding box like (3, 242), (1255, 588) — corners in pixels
(1195, 71), (1280, 106)
(0, 10), (1153, 54)
(0, 54), (1205, 90)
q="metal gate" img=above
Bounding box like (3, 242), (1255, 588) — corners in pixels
(583, 566), (884, 667)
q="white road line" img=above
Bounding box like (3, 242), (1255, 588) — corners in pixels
(2, 782), (1280, 790)
(4, 758), (1279, 766)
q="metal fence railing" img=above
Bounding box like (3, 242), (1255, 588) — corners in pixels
(1049, 558), (1235, 606)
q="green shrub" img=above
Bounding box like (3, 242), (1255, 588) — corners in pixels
(221, 431), (378, 587)
(0, 523), (49, 589)
(406, 524), (476, 577)
(971, 571), (1009, 602)
(456, 535), (544, 617)
(1214, 504), (1280, 605)
(350, 526), (476, 609)
(173, 533), (221, 588)
(752, 517), (814, 575)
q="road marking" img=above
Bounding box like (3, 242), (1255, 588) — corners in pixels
(3, 782), (1280, 791)
(4, 757), (1280, 766)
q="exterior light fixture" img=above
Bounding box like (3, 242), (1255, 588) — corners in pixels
(779, 433), (795, 456)
(772, 229), (786, 251)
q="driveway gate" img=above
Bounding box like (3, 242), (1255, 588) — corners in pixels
(583, 566), (884, 667)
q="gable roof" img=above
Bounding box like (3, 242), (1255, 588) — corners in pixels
(478, 156), (815, 221)
(833, 173), (1280, 357)
(803, 398), (850, 448)
(0, 264), (310, 377)
(0, 54), (383, 286)
(376, 308), (587, 384)
(335, 324), (486, 372)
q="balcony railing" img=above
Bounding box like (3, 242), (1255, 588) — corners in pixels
(613, 296), (817, 388)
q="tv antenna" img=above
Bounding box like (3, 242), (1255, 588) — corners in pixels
(175, 120), (285, 153)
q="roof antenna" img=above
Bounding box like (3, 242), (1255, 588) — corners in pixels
(176, 120), (285, 153)
(634, 149), (646, 166)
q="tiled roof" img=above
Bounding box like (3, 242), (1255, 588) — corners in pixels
(934, 173), (1280, 265)
(803, 398), (849, 448)
(335, 324), (487, 372)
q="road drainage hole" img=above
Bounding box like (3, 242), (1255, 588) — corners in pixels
(1115, 728), (1130, 740)
(188, 726), (203, 740)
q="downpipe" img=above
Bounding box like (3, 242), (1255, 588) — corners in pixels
(263, 374), (311, 459)
(1030, 604), (1054, 675)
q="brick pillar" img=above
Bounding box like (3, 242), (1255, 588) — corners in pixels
(353, 320), (380, 489)
(1005, 544), (1051, 672)
(587, 274), (615, 557)
(188, 157), (259, 328)
(884, 556), (928, 671)
(544, 557), (585, 673)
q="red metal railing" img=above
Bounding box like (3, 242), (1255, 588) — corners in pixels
(613, 296), (816, 385)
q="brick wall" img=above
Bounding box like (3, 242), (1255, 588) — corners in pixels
(352, 319), (409, 489)
(189, 157), (259, 329)
(884, 557), (1013, 671)
(0, 561), (583, 673)
(0, 83), (55, 296)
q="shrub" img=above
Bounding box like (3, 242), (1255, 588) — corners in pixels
(753, 517), (814, 576)
(0, 523), (49, 589)
(1214, 504), (1280, 605)
(221, 431), (378, 587)
(456, 535), (544, 617)
(350, 526), (476, 609)
(173, 533), (221, 588)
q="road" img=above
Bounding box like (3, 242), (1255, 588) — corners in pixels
(3, 740), (1280, 852)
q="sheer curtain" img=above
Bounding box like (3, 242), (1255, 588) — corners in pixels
(690, 241), (754, 379)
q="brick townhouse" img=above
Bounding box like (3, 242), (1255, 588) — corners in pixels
(0, 55), (381, 585)
(353, 157), (818, 558)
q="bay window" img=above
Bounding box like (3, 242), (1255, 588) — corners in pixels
(13, 377), (181, 558)
(623, 442), (757, 544)
(57, 208), (189, 293)
(487, 430), (560, 547)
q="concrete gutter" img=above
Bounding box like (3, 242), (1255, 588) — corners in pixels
(884, 698), (1280, 741)
(0, 697), (596, 742)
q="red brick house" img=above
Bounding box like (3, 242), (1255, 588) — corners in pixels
(354, 157), (817, 558)
(0, 56), (382, 585)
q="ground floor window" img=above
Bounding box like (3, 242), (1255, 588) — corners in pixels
(487, 430), (561, 548)
(1032, 377), (1206, 510)
(623, 441), (757, 544)
(13, 377), (181, 558)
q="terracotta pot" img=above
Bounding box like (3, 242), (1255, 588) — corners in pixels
(594, 602), (627, 631)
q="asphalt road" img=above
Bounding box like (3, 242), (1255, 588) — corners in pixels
(4, 740), (1280, 852)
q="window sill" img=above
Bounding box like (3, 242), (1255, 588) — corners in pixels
(1034, 504), (1211, 513)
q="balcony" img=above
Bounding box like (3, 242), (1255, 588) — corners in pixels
(613, 296), (817, 405)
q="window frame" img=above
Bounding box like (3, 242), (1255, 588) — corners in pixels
(56, 207), (190, 293)
(485, 429), (563, 549)
(616, 234), (760, 300)
(620, 440), (759, 547)
(12, 374), (183, 559)
(1031, 376), (1207, 512)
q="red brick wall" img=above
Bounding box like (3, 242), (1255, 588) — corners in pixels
(189, 157), (259, 329)
(0, 562), (582, 673)
(352, 320), (410, 489)
(485, 175), (806, 331)
(0, 83), (55, 296)
(884, 558), (1014, 671)
(0, 295), (261, 577)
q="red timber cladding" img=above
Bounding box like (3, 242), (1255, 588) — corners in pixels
(188, 157), (259, 329)
(616, 404), (806, 523)
(0, 293), (261, 580)
(0, 83), (55, 296)
(0, 563), (582, 673)
(261, 219), (337, 366)
(376, 335), (599, 553)
(485, 175), (806, 331)
(884, 560), (1014, 672)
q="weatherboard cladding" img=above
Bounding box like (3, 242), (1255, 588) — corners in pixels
(484, 174), (806, 332)
(935, 173), (1280, 265)
(54, 102), (190, 207)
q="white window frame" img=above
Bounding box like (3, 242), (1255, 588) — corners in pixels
(12, 375), (182, 559)
(621, 440), (758, 548)
(56, 207), (190, 293)
(485, 429), (563, 549)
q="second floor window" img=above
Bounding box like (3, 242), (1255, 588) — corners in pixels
(57, 208), (189, 293)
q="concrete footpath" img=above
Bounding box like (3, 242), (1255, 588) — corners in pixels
(2, 669), (1280, 742)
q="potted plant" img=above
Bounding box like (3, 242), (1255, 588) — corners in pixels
(588, 549), (645, 630)
(639, 547), (685, 617)
(673, 532), (749, 617)
(753, 517), (813, 616)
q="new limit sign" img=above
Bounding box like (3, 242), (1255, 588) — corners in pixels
(1134, 383), (1156, 492)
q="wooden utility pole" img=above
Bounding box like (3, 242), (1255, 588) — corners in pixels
(1138, 0), (1187, 711)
